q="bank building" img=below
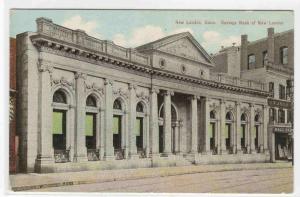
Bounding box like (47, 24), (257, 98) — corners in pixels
(14, 17), (293, 173)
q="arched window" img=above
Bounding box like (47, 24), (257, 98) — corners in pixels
(113, 99), (122, 110)
(241, 113), (247, 122)
(210, 111), (216, 119)
(53, 90), (67, 103)
(136, 102), (144, 113)
(255, 114), (260, 122)
(226, 112), (233, 121)
(86, 95), (97, 107)
(52, 89), (68, 163)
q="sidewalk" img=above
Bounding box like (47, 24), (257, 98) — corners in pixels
(9, 162), (292, 191)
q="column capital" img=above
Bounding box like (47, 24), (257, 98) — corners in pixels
(235, 101), (241, 106)
(200, 96), (210, 102)
(161, 90), (174, 96)
(38, 61), (53, 73)
(189, 95), (200, 100)
(128, 83), (137, 90)
(263, 104), (268, 109)
(249, 103), (255, 108)
(75, 72), (87, 80)
(220, 99), (226, 104)
(150, 87), (160, 94)
(104, 78), (113, 86)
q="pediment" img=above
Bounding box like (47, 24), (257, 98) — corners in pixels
(158, 37), (210, 64)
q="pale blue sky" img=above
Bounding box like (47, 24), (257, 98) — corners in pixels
(10, 10), (293, 53)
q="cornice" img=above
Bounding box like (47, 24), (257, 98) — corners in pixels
(31, 34), (271, 98)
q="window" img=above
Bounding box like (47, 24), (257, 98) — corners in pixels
(86, 95), (97, 107)
(52, 110), (66, 150)
(85, 113), (96, 149)
(279, 84), (286, 100)
(136, 102), (144, 113)
(262, 51), (268, 66)
(113, 99), (122, 110)
(240, 113), (247, 150)
(226, 112), (233, 121)
(248, 54), (255, 69)
(209, 123), (215, 151)
(269, 82), (274, 93)
(278, 109), (285, 123)
(53, 90), (67, 103)
(269, 108), (276, 122)
(113, 115), (122, 150)
(280, 47), (288, 65)
(135, 117), (143, 149)
(225, 124), (231, 150)
(210, 111), (216, 119)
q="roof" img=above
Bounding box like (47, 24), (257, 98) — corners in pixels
(135, 31), (213, 63)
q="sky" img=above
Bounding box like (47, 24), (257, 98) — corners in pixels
(10, 10), (293, 54)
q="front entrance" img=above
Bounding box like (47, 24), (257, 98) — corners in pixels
(275, 133), (291, 160)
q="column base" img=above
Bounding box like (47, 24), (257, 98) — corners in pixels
(129, 154), (139, 160)
(160, 152), (172, 157)
(236, 149), (243, 155)
(74, 154), (88, 162)
(104, 155), (115, 161)
(35, 154), (54, 173)
(149, 153), (160, 159)
(201, 150), (213, 155)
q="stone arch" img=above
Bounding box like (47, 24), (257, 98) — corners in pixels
(113, 96), (128, 111)
(85, 91), (103, 108)
(225, 111), (235, 121)
(158, 102), (179, 121)
(52, 85), (75, 106)
(136, 99), (148, 114)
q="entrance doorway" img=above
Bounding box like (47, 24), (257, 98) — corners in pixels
(159, 126), (164, 153)
(275, 133), (291, 160)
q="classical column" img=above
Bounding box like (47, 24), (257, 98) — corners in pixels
(274, 107), (278, 123)
(235, 101), (242, 154)
(104, 79), (114, 160)
(190, 95), (199, 153)
(263, 105), (269, 153)
(99, 109), (105, 160)
(220, 99), (226, 154)
(250, 103), (256, 153)
(74, 72), (88, 162)
(163, 90), (174, 155)
(36, 62), (54, 168)
(201, 97), (211, 154)
(149, 87), (159, 157)
(128, 83), (138, 158)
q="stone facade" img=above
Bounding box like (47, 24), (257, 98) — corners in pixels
(16, 18), (272, 173)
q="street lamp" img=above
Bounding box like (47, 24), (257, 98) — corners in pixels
(286, 78), (294, 165)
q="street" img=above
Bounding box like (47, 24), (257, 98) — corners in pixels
(28, 167), (293, 193)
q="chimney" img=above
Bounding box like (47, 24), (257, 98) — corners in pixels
(240, 34), (248, 71)
(267, 27), (275, 65)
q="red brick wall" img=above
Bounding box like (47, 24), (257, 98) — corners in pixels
(10, 37), (18, 173)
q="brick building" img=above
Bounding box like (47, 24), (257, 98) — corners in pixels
(212, 28), (294, 162)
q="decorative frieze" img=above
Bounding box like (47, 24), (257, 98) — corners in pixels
(136, 91), (149, 102)
(52, 76), (74, 89)
(113, 88), (129, 99)
(85, 82), (104, 95)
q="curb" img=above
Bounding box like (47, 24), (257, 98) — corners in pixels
(11, 163), (292, 191)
